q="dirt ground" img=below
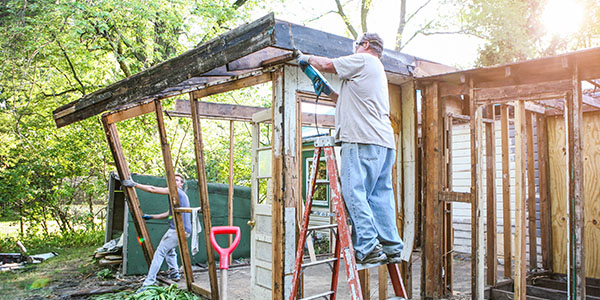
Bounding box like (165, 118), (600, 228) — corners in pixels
(13, 250), (492, 299)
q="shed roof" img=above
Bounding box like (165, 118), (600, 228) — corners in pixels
(53, 13), (448, 128)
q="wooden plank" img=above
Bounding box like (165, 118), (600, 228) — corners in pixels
(500, 104), (512, 278)
(400, 81), (417, 298)
(526, 111), (538, 270)
(359, 269), (370, 299)
(101, 117), (154, 266)
(378, 265), (387, 299)
(422, 82), (444, 297)
(53, 14), (277, 128)
(438, 191), (471, 203)
(189, 94), (219, 300)
(489, 288), (547, 300)
(104, 101), (155, 124)
(535, 278), (600, 297)
(514, 101), (527, 300)
(192, 72), (272, 99)
(486, 105), (497, 285)
(581, 112), (600, 279)
(190, 282), (212, 299)
(582, 94), (600, 109)
(536, 114), (553, 271)
(470, 77), (485, 300)
(443, 113), (453, 294)
(228, 120), (234, 263)
(527, 285), (600, 300)
(153, 100), (194, 291)
(474, 79), (572, 103)
(271, 69), (284, 299)
(567, 61), (586, 299)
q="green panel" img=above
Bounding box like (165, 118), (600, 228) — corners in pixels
(126, 174), (251, 275)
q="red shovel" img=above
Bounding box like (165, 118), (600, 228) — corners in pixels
(210, 226), (241, 300)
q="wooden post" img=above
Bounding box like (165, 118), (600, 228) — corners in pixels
(378, 266), (387, 299)
(485, 105), (497, 285)
(514, 101), (527, 300)
(271, 68), (285, 298)
(423, 82), (444, 297)
(443, 112), (454, 294)
(566, 60), (585, 299)
(359, 269), (370, 299)
(469, 78), (484, 300)
(189, 94), (220, 300)
(526, 111), (537, 270)
(500, 104), (512, 278)
(536, 114), (553, 271)
(228, 120), (234, 264)
(101, 117), (154, 266)
(153, 99), (194, 290)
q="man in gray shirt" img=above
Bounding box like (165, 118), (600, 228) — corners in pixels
(297, 33), (403, 264)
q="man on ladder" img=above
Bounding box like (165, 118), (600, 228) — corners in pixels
(297, 32), (404, 265)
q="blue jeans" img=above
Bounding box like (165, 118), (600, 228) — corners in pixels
(340, 143), (404, 260)
(143, 229), (180, 286)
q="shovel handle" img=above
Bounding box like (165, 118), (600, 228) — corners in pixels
(210, 226), (241, 269)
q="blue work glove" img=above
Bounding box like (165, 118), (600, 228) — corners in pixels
(142, 214), (152, 220)
(121, 179), (137, 188)
(295, 49), (311, 65)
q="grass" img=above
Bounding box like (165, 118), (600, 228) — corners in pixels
(0, 244), (101, 300)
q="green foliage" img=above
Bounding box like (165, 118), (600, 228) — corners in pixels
(0, 0), (261, 238)
(96, 268), (114, 279)
(92, 284), (201, 300)
(29, 277), (50, 289)
(0, 227), (104, 253)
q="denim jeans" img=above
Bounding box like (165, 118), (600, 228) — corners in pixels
(340, 142), (404, 260)
(143, 229), (180, 286)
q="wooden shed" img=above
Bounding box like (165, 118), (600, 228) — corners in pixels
(52, 13), (453, 299)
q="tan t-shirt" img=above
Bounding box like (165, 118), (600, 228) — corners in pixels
(332, 53), (395, 149)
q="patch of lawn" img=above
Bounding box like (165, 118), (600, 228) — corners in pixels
(0, 244), (101, 300)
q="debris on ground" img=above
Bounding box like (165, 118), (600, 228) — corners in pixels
(1, 240), (58, 272)
(94, 235), (123, 266)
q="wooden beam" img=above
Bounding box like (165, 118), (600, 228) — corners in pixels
(153, 99), (194, 291)
(53, 14), (277, 128)
(190, 283), (212, 299)
(536, 114), (553, 271)
(474, 80), (571, 103)
(228, 120), (234, 263)
(423, 82), (444, 297)
(470, 78), (485, 300)
(514, 100), (527, 300)
(500, 104), (512, 278)
(192, 72), (272, 99)
(378, 266), (387, 299)
(566, 61), (586, 299)
(526, 112), (538, 270)
(271, 69), (285, 299)
(359, 269), (370, 299)
(443, 113), (453, 294)
(486, 105), (497, 286)
(104, 101), (155, 124)
(101, 117), (154, 266)
(582, 94), (600, 109)
(189, 94), (220, 300)
(438, 191), (471, 203)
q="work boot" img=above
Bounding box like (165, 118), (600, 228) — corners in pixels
(385, 251), (403, 264)
(356, 244), (387, 264)
(167, 269), (181, 282)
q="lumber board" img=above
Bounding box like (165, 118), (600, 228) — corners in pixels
(581, 112), (600, 279)
(535, 278), (600, 297)
(567, 61), (586, 298)
(104, 101), (155, 124)
(474, 79), (572, 102)
(536, 114), (553, 271)
(486, 105), (498, 285)
(443, 114), (454, 294)
(228, 120), (234, 262)
(191, 72), (272, 99)
(438, 191), (471, 203)
(514, 101), (527, 300)
(53, 13), (277, 128)
(359, 269), (370, 299)
(271, 69), (284, 299)
(500, 104), (512, 278)
(526, 111), (538, 270)
(189, 95), (220, 299)
(101, 118), (154, 266)
(154, 100), (195, 291)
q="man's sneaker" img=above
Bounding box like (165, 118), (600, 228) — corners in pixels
(167, 271), (181, 282)
(136, 285), (150, 293)
(356, 244), (387, 264)
(385, 251), (403, 264)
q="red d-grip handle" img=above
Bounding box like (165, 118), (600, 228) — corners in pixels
(210, 226), (241, 270)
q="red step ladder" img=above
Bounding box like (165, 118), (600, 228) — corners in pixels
(289, 136), (408, 300)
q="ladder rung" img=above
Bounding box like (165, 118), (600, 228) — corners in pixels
(310, 211), (336, 217)
(299, 290), (335, 300)
(356, 260), (390, 271)
(307, 224), (337, 231)
(301, 257), (337, 268)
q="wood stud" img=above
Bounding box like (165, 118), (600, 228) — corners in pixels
(486, 105), (497, 286)
(526, 112), (538, 270)
(514, 101), (527, 300)
(500, 104), (512, 278)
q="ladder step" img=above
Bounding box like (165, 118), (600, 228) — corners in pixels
(307, 224), (337, 231)
(356, 260), (391, 271)
(301, 257), (337, 268)
(310, 211), (336, 217)
(299, 291), (335, 300)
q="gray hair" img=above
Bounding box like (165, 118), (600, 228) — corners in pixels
(359, 33), (384, 58)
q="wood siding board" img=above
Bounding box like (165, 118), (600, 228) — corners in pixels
(189, 95), (220, 299)
(271, 69), (285, 299)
